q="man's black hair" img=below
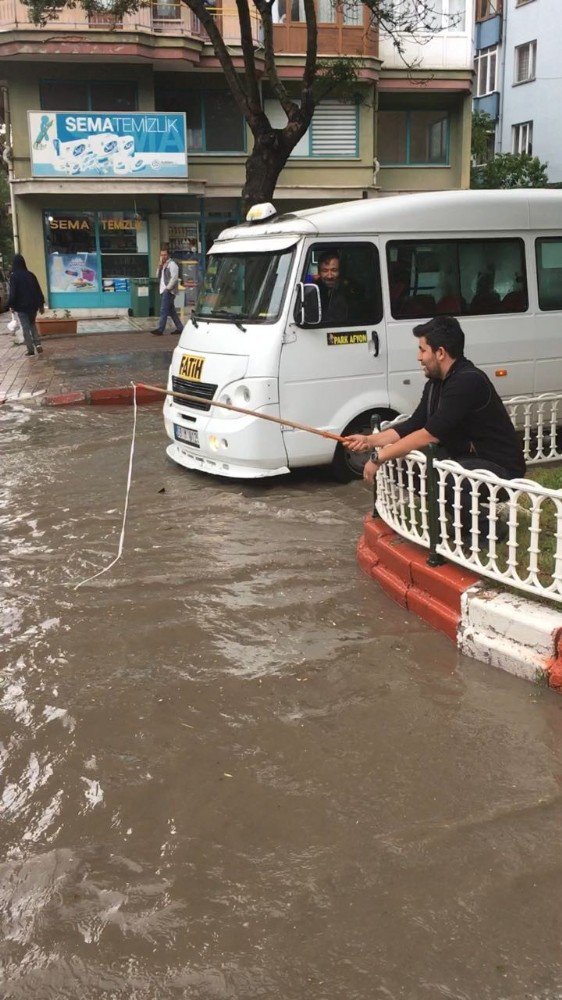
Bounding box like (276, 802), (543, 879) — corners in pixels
(318, 249), (341, 266)
(413, 315), (465, 359)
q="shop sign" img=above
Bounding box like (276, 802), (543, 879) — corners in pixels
(28, 111), (188, 178)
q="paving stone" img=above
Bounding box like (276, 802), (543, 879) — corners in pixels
(0, 315), (175, 403)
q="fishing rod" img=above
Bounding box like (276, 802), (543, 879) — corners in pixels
(136, 382), (348, 444)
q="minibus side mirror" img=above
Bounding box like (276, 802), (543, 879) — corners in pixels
(295, 282), (322, 326)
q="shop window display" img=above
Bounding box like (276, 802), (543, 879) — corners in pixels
(44, 210), (149, 305)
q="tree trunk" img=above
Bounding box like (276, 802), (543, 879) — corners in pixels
(242, 129), (292, 214)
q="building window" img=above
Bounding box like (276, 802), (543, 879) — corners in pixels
(514, 40), (537, 83)
(378, 111), (449, 166)
(512, 121), (533, 155)
(155, 88), (246, 153)
(273, 0), (363, 23)
(475, 46), (498, 96)
(392, 0), (466, 31)
(152, 0), (181, 19)
(387, 238), (528, 318)
(536, 238), (562, 311)
(476, 0), (501, 20)
(301, 243), (383, 327)
(40, 80), (137, 112)
(342, 0), (362, 25)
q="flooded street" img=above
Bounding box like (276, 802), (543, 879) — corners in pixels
(3, 403), (562, 1000)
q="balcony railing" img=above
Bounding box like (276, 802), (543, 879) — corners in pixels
(0, 0), (368, 51)
(0, 0), (204, 37)
(0, 0), (267, 43)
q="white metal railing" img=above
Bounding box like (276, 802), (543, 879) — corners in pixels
(374, 392), (562, 604)
(505, 392), (562, 465)
(376, 451), (562, 604)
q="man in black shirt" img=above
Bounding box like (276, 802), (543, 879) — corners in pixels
(345, 316), (526, 544)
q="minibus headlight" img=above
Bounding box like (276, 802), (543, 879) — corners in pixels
(218, 392), (233, 407)
(209, 435), (228, 451)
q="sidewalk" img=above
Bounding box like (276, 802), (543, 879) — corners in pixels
(0, 315), (178, 405)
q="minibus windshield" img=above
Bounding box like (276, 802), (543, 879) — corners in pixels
(195, 249), (294, 324)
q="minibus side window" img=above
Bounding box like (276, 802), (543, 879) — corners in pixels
(387, 238), (528, 318)
(536, 238), (562, 311)
(301, 243), (383, 327)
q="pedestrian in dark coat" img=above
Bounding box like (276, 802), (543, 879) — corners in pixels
(7, 254), (46, 356)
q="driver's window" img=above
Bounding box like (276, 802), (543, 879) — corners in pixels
(302, 243), (383, 327)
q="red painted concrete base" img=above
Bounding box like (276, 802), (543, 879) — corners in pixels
(42, 385), (162, 407)
(546, 629), (562, 689)
(90, 385), (162, 405)
(358, 515), (480, 642)
(43, 391), (87, 407)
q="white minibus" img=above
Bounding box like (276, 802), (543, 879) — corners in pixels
(163, 189), (562, 480)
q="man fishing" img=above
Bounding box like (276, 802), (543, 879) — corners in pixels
(344, 316), (526, 546)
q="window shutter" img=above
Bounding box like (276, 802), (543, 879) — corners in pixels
(263, 99), (358, 158)
(263, 99), (310, 156)
(311, 101), (357, 157)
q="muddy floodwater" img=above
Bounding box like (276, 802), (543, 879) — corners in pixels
(3, 404), (562, 1000)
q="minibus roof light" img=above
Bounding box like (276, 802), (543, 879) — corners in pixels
(246, 203), (277, 223)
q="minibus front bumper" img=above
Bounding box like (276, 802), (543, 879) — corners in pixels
(165, 441), (289, 479)
(164, 395), (290, 479)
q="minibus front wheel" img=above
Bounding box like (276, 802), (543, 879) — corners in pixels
(331, 412), (394, 483)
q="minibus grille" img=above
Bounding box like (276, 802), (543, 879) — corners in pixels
(171, 376), (218, 412)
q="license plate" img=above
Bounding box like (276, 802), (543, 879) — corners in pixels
(178, 353), (205, 381)
(174, 425), (199, 447)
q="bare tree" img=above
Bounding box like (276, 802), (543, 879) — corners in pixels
(23, 0), (452, 209)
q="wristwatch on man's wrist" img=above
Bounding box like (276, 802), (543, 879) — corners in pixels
(370, 447), (381, 465)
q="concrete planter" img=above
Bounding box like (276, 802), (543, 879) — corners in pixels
(36, 316), (78, 337)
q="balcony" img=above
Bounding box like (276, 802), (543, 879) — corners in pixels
(0, 0), (208, 34)
(0, 0), (261, 45)
(273, 1), (377, 58)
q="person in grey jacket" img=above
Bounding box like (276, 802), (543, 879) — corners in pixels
(7, 254), (45, 356)
(151, 248), (183, 336)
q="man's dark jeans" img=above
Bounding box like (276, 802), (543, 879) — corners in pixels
(157, 289), (183, 334)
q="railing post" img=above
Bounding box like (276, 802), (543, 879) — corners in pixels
(370, 414), (381, 519)
(426, 443), (446, 567)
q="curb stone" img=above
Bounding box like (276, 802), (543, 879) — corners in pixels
(43, 391), (87, 407)
(358, 515), (562, 687)
(42, 385), (163, 407)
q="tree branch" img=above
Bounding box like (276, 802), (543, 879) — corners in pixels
(301, 0), (318, 116)
(254, 0), (297, 119)
(235, 0), (261, 111)
(181, 0), (250, 116)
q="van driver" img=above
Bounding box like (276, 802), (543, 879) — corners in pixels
(316, 251), (350, 325)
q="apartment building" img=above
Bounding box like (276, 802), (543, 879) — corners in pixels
(0, 0), (473, 315)
(474, 0), (561, 182)
(500, 0), (560, 180)
(473, 0), (502, 160)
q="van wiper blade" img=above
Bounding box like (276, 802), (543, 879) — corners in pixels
(191, 312), (199, 327)
(211, 310), (247, 331)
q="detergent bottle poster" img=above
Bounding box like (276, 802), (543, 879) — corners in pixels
(48, 253), (100, 293)
(28, 111), (188, 178)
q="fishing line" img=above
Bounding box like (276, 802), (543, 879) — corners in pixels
(73, 382), (138, 590)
